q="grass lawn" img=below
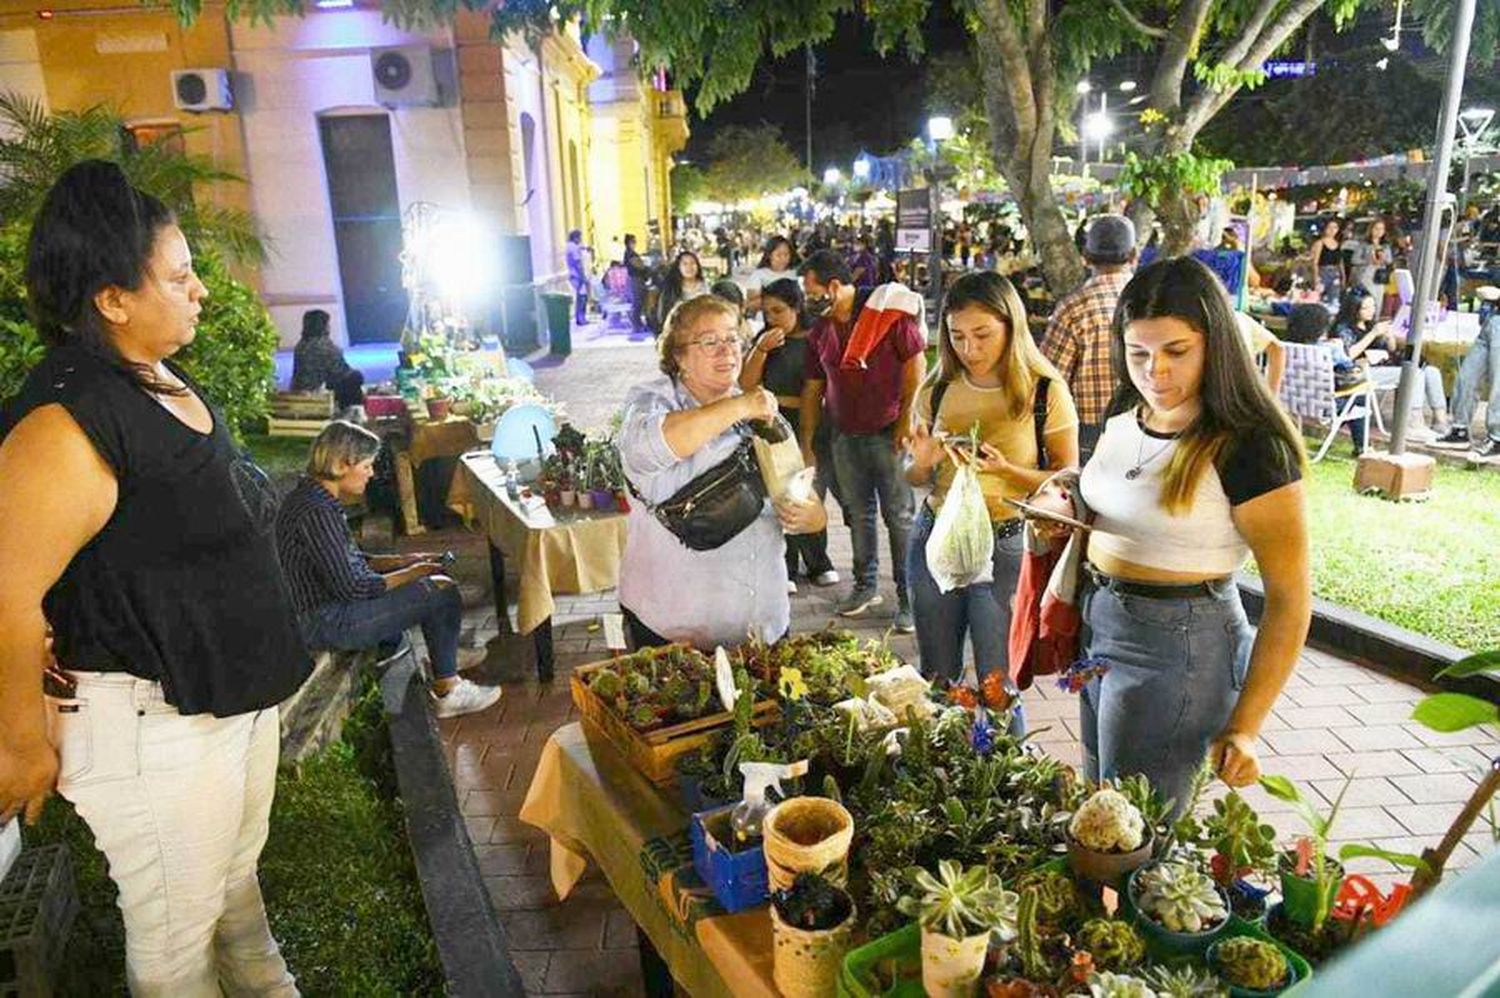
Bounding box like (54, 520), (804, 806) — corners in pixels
(22, 679), (443, 995)
(1291, 452), (1500, 653)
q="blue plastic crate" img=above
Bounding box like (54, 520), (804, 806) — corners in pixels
(689, 806), (769, 914)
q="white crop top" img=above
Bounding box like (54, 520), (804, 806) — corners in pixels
(1079, 411), (1300, 575)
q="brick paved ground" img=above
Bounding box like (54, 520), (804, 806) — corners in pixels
(390, 323), (1499, 997)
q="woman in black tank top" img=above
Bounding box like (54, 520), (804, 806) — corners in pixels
(0, 161), (304, 992)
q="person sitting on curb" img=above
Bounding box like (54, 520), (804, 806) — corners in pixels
(275, 421), (502, 719)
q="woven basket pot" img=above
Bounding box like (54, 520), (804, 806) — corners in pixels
(770, 902), (857, 998)
(762, 797), (854, 892)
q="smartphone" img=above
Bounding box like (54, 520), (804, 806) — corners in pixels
(1002, 497), (1091, 531)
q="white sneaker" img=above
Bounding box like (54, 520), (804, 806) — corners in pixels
(811, 570), (840, 587)
(787, 579), (799, 595)
(431, 678), (503, 719)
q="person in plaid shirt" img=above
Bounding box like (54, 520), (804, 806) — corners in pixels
(1042, 215), (1137, 459)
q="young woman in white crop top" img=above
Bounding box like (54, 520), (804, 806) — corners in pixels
(1040, 256), (1311, 815)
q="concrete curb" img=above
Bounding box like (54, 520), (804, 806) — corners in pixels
(1236, 575), (1499, 704)
(380, 655), (527, 997)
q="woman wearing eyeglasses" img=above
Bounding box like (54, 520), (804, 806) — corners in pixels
(617, 295), (827, 650)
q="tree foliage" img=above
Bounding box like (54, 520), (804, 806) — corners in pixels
(189, 0), (1499, 292)
(700, 123), (808, 204)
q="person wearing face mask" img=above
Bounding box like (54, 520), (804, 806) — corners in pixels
(617, 295), (827, 650)
(0, 161), (309, 995)
(740, 278), (840, 592)
(905, 273), (1078, 717)
(275, 421), (501, 719)
(798, 250), (927, 631)
(1029, 257), (1310, 817)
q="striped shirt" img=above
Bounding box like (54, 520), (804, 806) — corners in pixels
(1041, 268), (1131, 427)
(275, 477), (387, 613)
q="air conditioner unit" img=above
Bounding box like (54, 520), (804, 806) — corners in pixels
(371, 46), (445, 107)
(171, 69), (233, 112)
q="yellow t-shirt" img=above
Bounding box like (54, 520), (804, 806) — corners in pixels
(915, 372), (1080, 522)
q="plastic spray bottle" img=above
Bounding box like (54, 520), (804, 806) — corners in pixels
(732, 759), (809, 845)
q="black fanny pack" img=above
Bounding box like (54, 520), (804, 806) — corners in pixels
(630, 428), (768, 551)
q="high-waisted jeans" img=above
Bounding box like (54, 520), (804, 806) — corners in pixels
(1078, 575), (1254, 817)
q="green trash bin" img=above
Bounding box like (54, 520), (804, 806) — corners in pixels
(542, 292), (573, 356)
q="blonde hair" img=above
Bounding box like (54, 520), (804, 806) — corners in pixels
(306, 420), (381, 480)
(929, 270), (1062, 421)
(657, 294), (743, 377)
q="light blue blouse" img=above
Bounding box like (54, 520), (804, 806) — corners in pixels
(617, 374), (789, 648)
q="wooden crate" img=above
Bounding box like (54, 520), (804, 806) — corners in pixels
(570, 656), (777, 786)
(266, 416), (330, 439)
(270, 391), (335, 419)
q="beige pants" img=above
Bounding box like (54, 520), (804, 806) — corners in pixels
(47, 673), (297, 997)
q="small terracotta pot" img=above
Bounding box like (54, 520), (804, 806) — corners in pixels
(1067, 831), (1154, 886)
(425, 397), (452, 421)
(578, 491), (595, 510)
(560, 489), (576, 507)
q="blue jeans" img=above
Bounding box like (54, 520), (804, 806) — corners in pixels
(1452, 316), (1500, 442)
(907, 505), (1027, 735)
(831, 426), (914, 600)
(1078, 577), (1253, 818)
(300, 578), (462, 679)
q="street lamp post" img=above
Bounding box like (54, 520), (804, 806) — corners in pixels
(927, 115), (955, 302)
(1389, 0), (1477, 461)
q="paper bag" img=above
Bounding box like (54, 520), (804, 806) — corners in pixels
(752, 434), (806, 500)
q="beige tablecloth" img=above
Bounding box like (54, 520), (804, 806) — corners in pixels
(455, 453), (627, 635)
(518, 722), (778, 998)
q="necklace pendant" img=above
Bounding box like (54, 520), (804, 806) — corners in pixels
(1125, 467), (1142, 481)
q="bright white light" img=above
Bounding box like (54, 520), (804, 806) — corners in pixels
(1119, 80), (1137, 92)
(853, 157), (871, 180)
(1128, 95), (1148, 106)
(1084, 112), (1113, 140)
(823, 167), (842, 185)
(927, 116), (955, 142)
(315, 0), (353, 8)
(426, 213), (499, 303)
(1381, 34), (1400, 51)
(1075, 80), (1092, 95)
(1461, 107), (1495, 125)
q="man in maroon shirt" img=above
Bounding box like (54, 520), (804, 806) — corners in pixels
(797, 250), (927, 631)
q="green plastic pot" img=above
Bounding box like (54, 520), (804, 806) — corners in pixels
(1276, 852), (1343, 929)
(1208, 936), (1304, 997)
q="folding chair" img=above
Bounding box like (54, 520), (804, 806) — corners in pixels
(1278, 342), (1376, 462)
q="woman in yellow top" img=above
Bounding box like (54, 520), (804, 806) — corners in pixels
(905, 272), (1079, 722)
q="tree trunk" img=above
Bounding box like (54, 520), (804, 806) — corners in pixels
(971, 13), (1086, 297)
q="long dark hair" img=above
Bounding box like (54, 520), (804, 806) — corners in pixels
(662, 250), (704, 297)
(25, 159), (183, 396)
(757, 235), (798, 271)
(1108, 256), (1304, 513)
(1334, 287), (1372, 332)
(759, 278), (809, 333)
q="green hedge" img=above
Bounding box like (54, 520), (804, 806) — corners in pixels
(0, 219), (278, 436)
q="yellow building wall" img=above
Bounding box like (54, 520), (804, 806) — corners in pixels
(3, 2), (252, 220)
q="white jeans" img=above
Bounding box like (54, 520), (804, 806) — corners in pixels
(47, 673), (298, 997)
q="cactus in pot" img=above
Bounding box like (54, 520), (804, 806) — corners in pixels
(1133, 860), (1228, 934)
(1211, 937), (1291, 992)
(1076, 918), (1146, 972)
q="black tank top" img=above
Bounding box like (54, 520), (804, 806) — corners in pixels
(1, 347), (311, 716)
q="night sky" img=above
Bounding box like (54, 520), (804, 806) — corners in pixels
(681, 9), (970, 174)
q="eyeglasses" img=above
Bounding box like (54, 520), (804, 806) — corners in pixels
(688, 334), (741, 353)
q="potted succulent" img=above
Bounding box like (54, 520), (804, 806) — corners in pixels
(769, 872), (858, 998)
(1208, 936), (1299, 997)
(1141, 965), (1227, 997)
(897, 859), (1019, 998)
(1074, 918), (1146, 973)
(1126, 858), (1230, 955)
(1086, 971), (1158, 998)
(1013, 868), (1087, 931)
(1201, 790), (1279, 922)
(558, 466), (577, 507)
(1067, 787), (1152, 885)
